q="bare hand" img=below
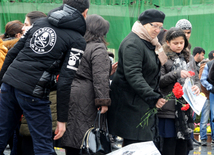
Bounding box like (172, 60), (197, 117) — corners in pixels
(54, 121), (66, 140)
(97, 106), (108, 114)
(110, 62), (118, 76)
(156, 98), (167, 108)
(191, 85), (200, 96)
(180, 70), (191, 79)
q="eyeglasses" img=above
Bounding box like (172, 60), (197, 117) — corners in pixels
(149, 23), (164, 30)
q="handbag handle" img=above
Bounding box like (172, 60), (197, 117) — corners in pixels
(94, 110), (109, 135)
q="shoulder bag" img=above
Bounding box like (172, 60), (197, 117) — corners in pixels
(80, 110), (112, 155)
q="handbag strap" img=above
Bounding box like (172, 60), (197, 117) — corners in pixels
(105, 114), (109, 135)
(80, 127), (94, 149)
(94, 110), (109, 135)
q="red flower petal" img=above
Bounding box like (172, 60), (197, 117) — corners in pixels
(181, 104), (190, 111)
(172, 82), (184, 99)
(188, 71), (195, 76)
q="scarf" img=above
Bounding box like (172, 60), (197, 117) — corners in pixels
(132, 21), (167, 66)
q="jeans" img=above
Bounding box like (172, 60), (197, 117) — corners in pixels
(200, 99), (210, 140)
(0, 83), (56, 155)
(210, 92), (214, 140)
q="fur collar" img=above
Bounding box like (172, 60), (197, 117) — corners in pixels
(162, 43), (190, 63)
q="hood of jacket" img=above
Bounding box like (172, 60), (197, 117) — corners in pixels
(162, 43), (190, 63)
(48, 4), (86, 36)
(3, 38), (19, 50)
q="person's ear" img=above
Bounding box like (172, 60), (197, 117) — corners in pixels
(166, 40), (170, 46)
(15, 33), (22, 38)
(82, 9), (88, 19)
(196, 53), (199, 57)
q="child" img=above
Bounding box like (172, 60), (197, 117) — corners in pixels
(157, 27), (200, 155)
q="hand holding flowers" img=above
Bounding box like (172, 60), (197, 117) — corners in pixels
(181, 70), (192, 79)
(137, 82), (189, 129)
(155, 98), (167, 109)
(137, 71), (198, 129)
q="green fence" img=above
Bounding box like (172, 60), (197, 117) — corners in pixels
(1, 0), (214, 60)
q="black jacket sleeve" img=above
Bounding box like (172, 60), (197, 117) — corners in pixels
(57, 40), (86, 122)
(208, 61), (214, 86)
(159, 61), (180, 89)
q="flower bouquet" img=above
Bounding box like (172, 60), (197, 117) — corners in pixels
(137, 82), (189, 128)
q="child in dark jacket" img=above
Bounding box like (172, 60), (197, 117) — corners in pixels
(158, 27), (200, 155)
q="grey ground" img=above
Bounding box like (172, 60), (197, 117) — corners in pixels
(3, 142), (214, 155)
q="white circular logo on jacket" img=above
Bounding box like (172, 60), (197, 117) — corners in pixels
(30, 27), (57, 54)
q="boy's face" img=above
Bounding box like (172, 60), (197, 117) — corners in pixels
(183, 29), (191, 41)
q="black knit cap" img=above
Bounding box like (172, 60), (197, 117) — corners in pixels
(138, 9), (165, 25)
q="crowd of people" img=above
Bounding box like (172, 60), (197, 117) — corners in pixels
(0, 0), (212, 155)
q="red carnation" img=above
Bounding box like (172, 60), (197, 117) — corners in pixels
(181, 104), (190, 111)
(188, 71), (195, 76)
(172, 82), (184, 99)
(56, 74), (59, 82)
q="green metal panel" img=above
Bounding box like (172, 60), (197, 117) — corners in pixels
(0, 0), (214, 60)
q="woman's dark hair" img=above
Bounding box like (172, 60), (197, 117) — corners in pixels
(26, 11), (47, 25)
(1, 20), (24, 39)
(164, 27), (189, 49)
(84, 14), (110, 45)
(63, 0), (89, 13)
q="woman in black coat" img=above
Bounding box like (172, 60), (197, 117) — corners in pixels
(61, 14), (111, 155)
(108, 9), (167, 147)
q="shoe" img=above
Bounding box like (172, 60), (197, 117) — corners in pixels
(112, 143), (122, 149)
(115, 136), (123, 142)
(193, 141), (200, 146)
(5, 144), (10, 149)
(192, 138), (201, 145)
(201, 139), (207, 146)
(212, 140), (214, 144)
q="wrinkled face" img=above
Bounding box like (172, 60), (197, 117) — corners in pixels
(22, 17), (31, 34)
(196, 52), (205, 62)
(183, 29), (191, 41)
(167, 36), (185, 54)
(143, 22), (163, 39)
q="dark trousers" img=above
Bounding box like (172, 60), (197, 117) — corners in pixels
(162, 137), (188, 155)
(65, 147), (80, 155)
(20, 133), (60, 155)
(123, 139), (143, 147)
(0, 83), (55, 155)
(21, 136), (34, 155)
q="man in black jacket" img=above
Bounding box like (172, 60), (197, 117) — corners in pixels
(193, 46), (205, 74)
(0, 0), (89, 154)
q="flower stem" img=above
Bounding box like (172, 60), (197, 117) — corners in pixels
(136, 108), (158, 129)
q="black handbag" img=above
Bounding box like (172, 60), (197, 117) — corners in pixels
(80, 111), (112, 155)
